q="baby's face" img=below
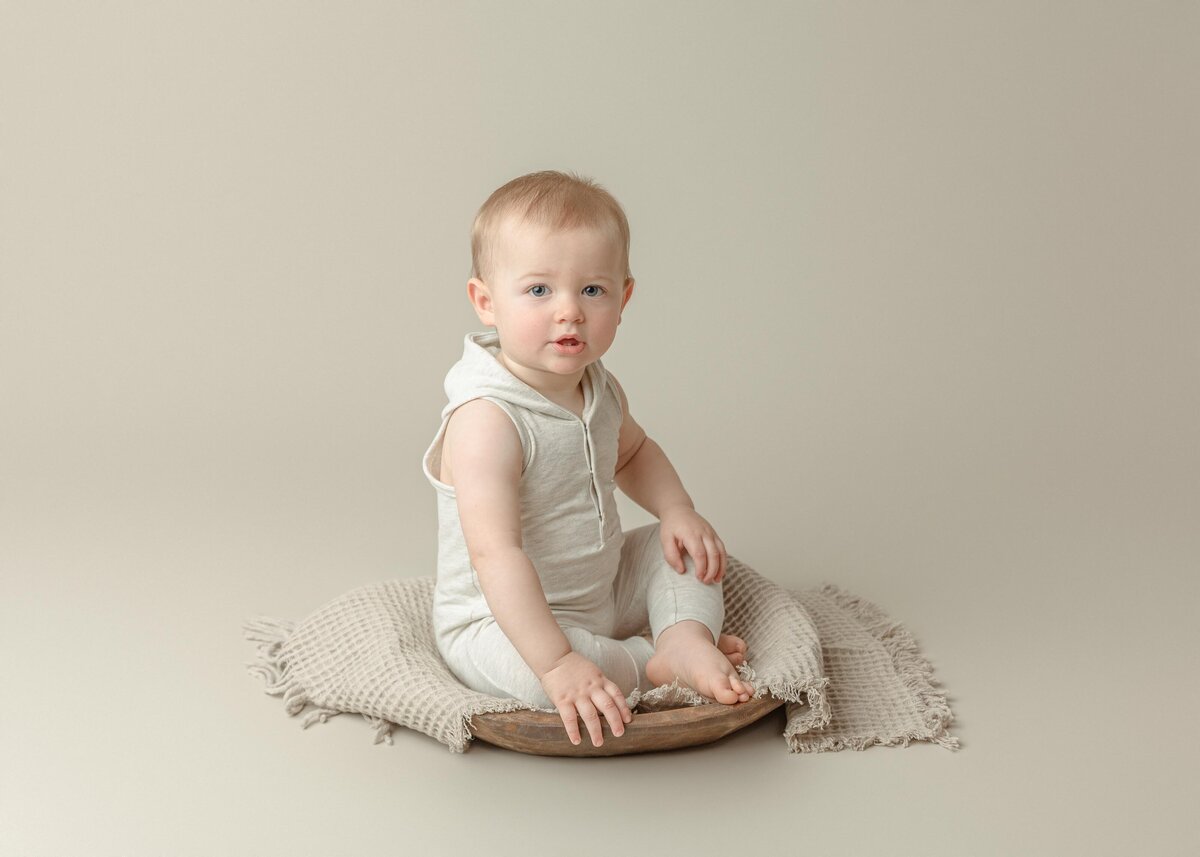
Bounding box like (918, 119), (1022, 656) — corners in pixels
(469, 216), (634, 383)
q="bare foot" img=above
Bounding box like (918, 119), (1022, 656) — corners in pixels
(646, 621), (754, 704)
(717, 633), (748, 667)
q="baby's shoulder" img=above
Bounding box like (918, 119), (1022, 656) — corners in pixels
(441, 398), (523, 488)
(445, 397), (519, 436)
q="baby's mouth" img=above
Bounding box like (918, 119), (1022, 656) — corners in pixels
(555, 337), (582, 346)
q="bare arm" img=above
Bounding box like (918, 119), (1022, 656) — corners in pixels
(444, 399), (573, 679)
(609, 373), (727, 583)
(446, 398), (634, 745)
(616, 436), (695, 518)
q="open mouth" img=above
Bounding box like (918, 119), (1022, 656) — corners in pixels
(553, 337), (585, 353)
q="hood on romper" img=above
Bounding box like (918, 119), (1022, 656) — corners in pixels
(441, 330), (606, 421)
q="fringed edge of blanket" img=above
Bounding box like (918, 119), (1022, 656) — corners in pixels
(244, 616), (534, 752)
(243, 616), (395, 745)
(786, 585), (959, 753)
(748, 664), (832, 735)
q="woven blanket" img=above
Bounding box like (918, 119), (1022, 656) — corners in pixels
(244, 556), (958, 753)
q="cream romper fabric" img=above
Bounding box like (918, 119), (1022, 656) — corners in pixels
(422, 330), (725, 708)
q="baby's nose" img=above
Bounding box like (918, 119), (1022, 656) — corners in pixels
(556, 299), (584, 322)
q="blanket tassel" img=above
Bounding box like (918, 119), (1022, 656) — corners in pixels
(365, 715), (396, 745)
(807, 584), (960, 752)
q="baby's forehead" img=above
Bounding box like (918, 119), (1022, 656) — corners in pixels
(494, 215), (621, 259)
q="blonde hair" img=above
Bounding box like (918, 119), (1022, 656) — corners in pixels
(470, 170), (631, 283)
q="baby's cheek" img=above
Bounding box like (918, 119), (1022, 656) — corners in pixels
(513, 316), (545, 346)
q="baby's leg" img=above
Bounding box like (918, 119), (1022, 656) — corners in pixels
(443, 619), (653, 710)
(613, 523), (753, 705)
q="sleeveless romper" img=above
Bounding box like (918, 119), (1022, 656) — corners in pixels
(422, 330), (724, 708)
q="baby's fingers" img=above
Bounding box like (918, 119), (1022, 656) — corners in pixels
(684, 538), (708, 581)
(662, 536), (686, 575)
(556, 703), (584, 746)
(575, 699), (605, 747)
(685, 535), (722, 582)
(613, 686), (633, 724)
(702, 535), (721, 584)
(594, 684), (630, 738)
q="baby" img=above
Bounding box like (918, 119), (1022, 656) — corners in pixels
(422, 170), (753, 748)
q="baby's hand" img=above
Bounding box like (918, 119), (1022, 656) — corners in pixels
(659, 506), (727, 584)
(539, 651), (633, 747)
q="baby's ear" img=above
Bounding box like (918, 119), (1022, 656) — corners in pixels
(619, 277), (635, 317)
(467, 278), (496, 326)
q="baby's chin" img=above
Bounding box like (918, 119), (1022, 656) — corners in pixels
(497, 348), (599, 376)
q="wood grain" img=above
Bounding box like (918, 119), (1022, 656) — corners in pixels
(468, 695), (785, 756)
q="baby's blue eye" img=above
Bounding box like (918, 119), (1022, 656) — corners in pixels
(583, 285), (604, 297)
(529, 285), (548, 297)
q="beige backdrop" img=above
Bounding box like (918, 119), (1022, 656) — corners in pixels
(2, 2), (1197, 855)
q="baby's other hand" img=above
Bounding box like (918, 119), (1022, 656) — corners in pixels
(659, 506), (727, 584)
(539, 652), (633, 748)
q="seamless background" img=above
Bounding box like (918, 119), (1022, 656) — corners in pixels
(2, 2), (1197, 855)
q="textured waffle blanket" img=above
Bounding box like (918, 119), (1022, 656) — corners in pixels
(244, 557), (958, 753)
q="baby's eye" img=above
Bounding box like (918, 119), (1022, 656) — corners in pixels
(529, 284), (549, 297)
(583, 285), (605, 297)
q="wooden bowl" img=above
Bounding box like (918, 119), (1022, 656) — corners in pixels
(468, 695), (784, 756)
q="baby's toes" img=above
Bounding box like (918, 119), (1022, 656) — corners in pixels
(717, 633), (747, 657)
(708, 676), (742, 705)
(730, 674), (753, 699)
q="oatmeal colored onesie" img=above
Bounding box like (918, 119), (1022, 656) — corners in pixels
(422, 330), (725, 708)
